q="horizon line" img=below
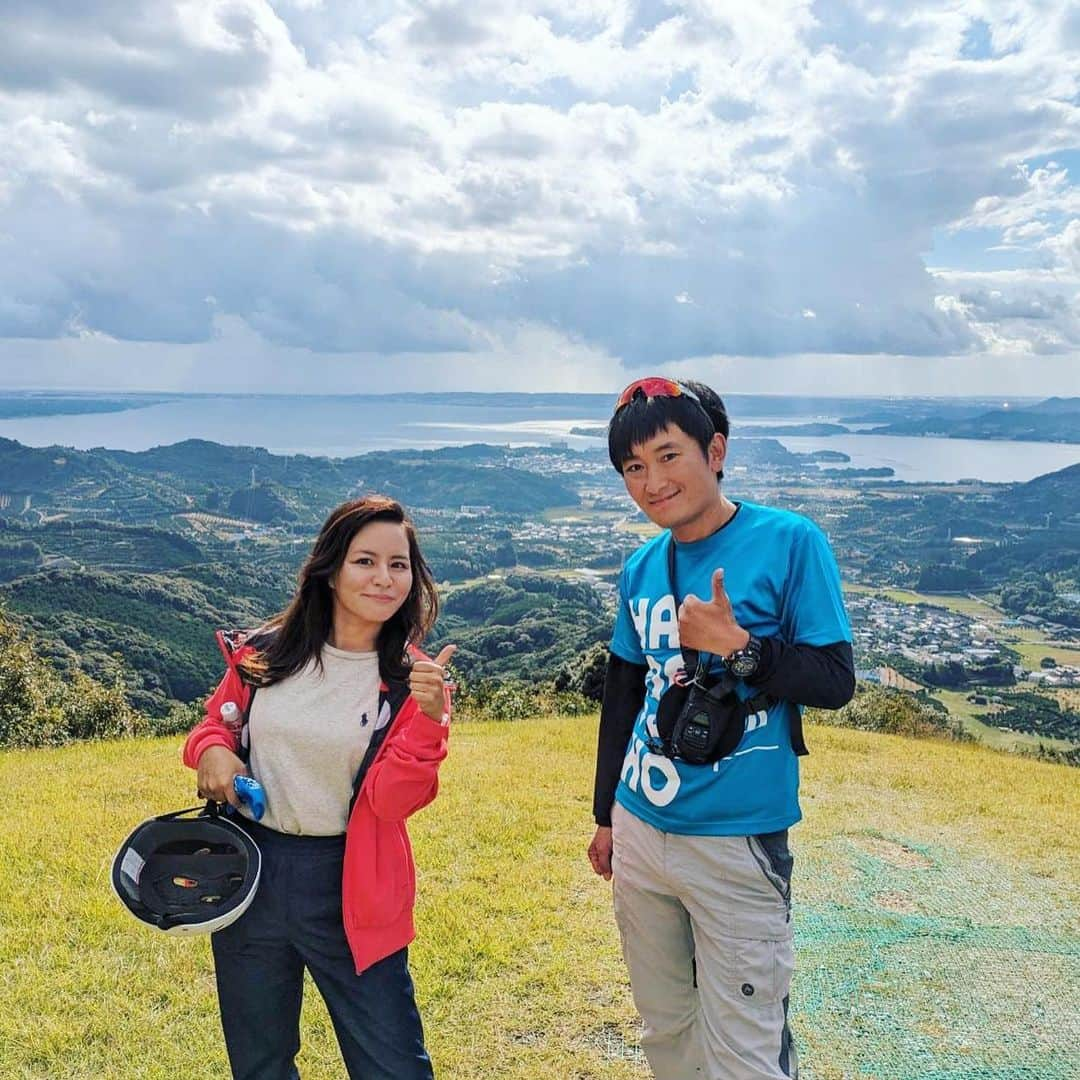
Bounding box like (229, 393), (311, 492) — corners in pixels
(0, 388), (1054, 401)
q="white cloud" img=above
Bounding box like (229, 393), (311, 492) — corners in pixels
(0, 314), (625, 393)
(0, 0), (1078, 392)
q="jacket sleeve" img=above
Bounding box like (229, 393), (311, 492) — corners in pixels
(181, 662), (250, 769)
(593, 652), (648, 827)
(362, 696), (450, 822)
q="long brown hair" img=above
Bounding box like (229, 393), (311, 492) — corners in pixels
(241, 495), (438, 686)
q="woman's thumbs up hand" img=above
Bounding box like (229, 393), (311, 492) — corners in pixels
(409, 644), (457, 723)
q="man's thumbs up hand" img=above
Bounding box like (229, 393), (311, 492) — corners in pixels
(710, 568), (732, 610)
(678, 567), (750, 658)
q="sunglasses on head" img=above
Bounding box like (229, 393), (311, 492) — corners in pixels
(614, 377), (701, 413)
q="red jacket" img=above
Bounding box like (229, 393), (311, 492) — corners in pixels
(182, 630), (450, 974)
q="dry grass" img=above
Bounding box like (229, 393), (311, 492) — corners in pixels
(1, 718), (1076, 1078)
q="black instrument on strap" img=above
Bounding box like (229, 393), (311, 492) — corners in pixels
(652, 536), (776, 765)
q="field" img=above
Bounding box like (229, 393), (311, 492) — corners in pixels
(927, 688), (1077, 752)
(844, 585), (1080, 747)
(1007, 634), (1080, 670)
(1, 717), (1077, 1079)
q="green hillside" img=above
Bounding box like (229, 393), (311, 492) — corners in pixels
(108, 440), (581, 514)
(434, 571), (610, 681)
(0, 568), (266, 713)
(0, 717), (1075, 1079)
(0, 608), (140, 747)
(0, 438), (581, 523)
(0, 436), (128, 491)
(0, 519), (203, 572)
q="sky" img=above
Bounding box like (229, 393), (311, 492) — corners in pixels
(0, 0), (1078, 397)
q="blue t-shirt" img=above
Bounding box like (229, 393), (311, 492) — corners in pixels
(610, 501), (851, 836)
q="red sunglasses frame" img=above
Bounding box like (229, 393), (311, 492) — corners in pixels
(614, 377), (701, 412)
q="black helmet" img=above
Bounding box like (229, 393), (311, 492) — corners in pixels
(111, 806), (260, 935)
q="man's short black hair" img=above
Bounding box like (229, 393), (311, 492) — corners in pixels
(607, 378), (729, 477)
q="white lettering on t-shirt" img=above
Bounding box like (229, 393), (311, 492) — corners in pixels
(647, 595), (679, 651)
(620, 736), (682, 806)
(621, 737), (644, 789)
(745, 708), (769, 733)
(644, 653), (684, 737)
(640, 751), (680, 806)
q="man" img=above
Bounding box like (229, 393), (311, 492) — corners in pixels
(589, 377), (855, 1079)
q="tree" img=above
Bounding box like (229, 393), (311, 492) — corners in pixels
(554, 643), (609, 702)
(0, 610), (141, 747)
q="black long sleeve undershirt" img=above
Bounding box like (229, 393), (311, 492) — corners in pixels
(591, 639), (855, 827)
(593, 653), (647, 827)
(745, 637), (855, 710)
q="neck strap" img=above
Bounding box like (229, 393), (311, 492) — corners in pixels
(666, 535), (711, 682)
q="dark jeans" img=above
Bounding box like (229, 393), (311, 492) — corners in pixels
(211, 821), (433, 1080)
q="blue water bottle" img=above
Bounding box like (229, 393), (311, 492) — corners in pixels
(232, 775), (267, 822)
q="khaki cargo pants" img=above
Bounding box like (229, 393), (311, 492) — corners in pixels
(611, 801), (798, 1080)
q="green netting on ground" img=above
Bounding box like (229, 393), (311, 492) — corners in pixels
(791, 831), (1079, 1079)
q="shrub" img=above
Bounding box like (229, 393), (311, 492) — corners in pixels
(546, 690), (597, 716)
(62, 673), (142, 740)
(553, 642), (608, 701)
(485, 682), (539, 722)
(448, 674), (539, 723)
(145, 699), (202, 738)
(809, 684), (973, 742)
(0, 611), (142, 748)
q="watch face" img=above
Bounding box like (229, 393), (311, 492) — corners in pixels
(728, 638), (760, 677)
(730, 653), (758, 678)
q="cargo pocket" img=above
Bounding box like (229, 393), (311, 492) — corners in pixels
(732, 937), (788, 1007)
(747, 830), (793, 918)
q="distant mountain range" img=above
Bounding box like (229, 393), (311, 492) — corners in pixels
(860, 397), (1079, 443)
(0, 389), (1048, 420)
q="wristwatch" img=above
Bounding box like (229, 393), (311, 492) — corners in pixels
(725, 634), (762, 679)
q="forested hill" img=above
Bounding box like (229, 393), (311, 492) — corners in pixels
(0, 607), (145, 747)
(0, 437), (127, 490)
(0, 434), (1076, 739)
(1026, 397), (1080, 415)
(1008, 461), (1080, 519)
(0, 437), (579, 519)
(0, 437), (609, 718)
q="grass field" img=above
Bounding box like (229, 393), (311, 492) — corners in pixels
(615, 521), (661, 538)
(1007, 634), (1080, 669)
(927, 688), (1077, 752)
(1, 718), (1077, 1079)
(540, 507), (625, 523)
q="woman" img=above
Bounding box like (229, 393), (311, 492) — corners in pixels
(183, 494), (455, 1080)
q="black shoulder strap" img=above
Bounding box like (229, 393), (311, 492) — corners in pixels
(347, 677), (412, 814)
(666, 536), (707, 678)
(789, 710), (809, 757)
(668, 537), (805, 755)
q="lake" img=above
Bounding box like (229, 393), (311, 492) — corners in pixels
(0, 394), (1075, 484)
